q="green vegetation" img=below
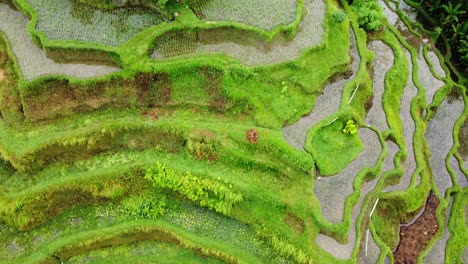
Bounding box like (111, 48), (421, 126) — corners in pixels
(404, 0), (467, 84)
(145, 162), (243, 214)
(342, 119), (358, 135)
(0, 0), (466, 263)
(305, 117), (364, 176)
(351, 0), (385, 31)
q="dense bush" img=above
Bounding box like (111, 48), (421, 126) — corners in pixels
(342, 119), (358, 135)
(410, 0), (467, 76)
(351, 0), (385, 31)
(145, 162), (243, 214)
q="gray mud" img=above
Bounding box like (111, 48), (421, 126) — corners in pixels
(425, 99), (465, 196)
(152, 0), (326, 66)
(0, 4), (119, 81)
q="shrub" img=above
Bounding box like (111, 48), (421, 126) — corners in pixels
(351, 0), (385, 31)
(342, 119), (358, 135)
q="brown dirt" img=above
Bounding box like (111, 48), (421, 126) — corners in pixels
(0, 69), (6, 81)
(142, 108), (159, 120)
(246, 129), (258, 144)
(284, 213), (305, 235)
(364, 94), (374, 114)
(459, 121), (468, 159)
(393, 192), (440, 264)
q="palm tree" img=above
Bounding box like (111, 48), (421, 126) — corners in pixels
(442, 2), (465, 26)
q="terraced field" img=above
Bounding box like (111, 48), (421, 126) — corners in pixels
(0, 0), (466, 263)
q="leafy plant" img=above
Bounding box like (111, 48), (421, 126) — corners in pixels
(351, 0), (385, 31)
(342, 119), (358, 135)
(144, 162), (243, 214)
(186, 133), (218, 161)
(123, 193), (168, 220)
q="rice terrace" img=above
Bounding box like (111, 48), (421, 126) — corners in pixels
(0, 0), (467, 263)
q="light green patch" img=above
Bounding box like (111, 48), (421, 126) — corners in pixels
(305, 118), (364, 176)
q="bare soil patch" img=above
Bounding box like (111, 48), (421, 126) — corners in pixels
(0, 69), (6, 81)
(393, 192), (440, 264)
(246, 129), (258, 144)
(142, 108), (159, 120)
(284, 213), (305, 235)
(459, 121), (468, 159)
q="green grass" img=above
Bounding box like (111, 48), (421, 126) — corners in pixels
(0, 0), (466, 263)
(445, 189), (468, 263)
(305, 117), (364, 176)
(67, 240), (225, 264)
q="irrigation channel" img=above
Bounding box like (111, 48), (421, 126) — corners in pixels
(152, 0), (326, 66)
(0, 3), (120, 80)
(282, 28), (359, 149)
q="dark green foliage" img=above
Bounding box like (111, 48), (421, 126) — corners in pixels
(144, 162), (243, 214)
(351, 0), (385, 31)
(409, 0), (468, 76)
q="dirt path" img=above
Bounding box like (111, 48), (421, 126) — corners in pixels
(394, 192), (440, 264)
(0, 70), (5, 81)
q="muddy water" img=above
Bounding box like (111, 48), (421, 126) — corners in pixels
(0, 4), (119, 80)
(379, 0), (445, 106)
(378, 0), (423, 50)
(426, 50), (446, 78)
